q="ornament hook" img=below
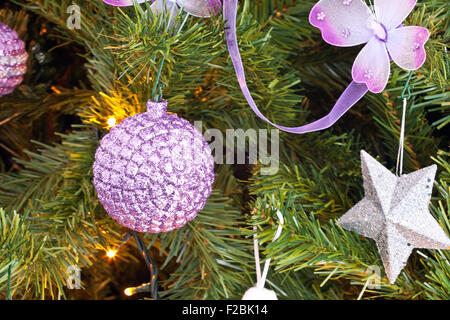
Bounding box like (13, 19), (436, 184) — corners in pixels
(152, 55), (166, 102)
(396, 72), (413, 177)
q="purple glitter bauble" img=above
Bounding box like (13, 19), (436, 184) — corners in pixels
(93, 100), (215, 233)
(0, 23), (28, 97)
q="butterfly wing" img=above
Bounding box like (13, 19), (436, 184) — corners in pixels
(351, 37), (390, 93)
(309, 0), (374, 47)
(150, 0), (179, 29)
(102, 0), (150, 6)
(374, 0), (417, 30)
(176, 0), (221, 17)
(386, 26), (429, 70)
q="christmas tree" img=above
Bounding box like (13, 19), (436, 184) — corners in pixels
(0, 0), (449, 300)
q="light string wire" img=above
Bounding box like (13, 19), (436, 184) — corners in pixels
(253, 209), (284, 289)
(110, 231), (160, 299)
(396, 72), (413, 177)
(132, 231), (160, 300)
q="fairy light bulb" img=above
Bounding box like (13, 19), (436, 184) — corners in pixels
(107, 117), (117, 128)
(106, 249), (117, 258)
(124, 288), (133, 296)
(123, 283), (151, 297)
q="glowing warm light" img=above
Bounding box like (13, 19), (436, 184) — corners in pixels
(50, 86), (61, 94)
(106, 249), (117, 258)
(124, 288), (133, 296)
(123, 283), (150, 296)
(107, 117), (117, 128)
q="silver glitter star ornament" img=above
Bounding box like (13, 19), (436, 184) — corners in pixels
(338, 150), (450, 283)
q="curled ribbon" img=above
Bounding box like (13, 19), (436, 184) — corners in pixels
(224, 0), (368, 134)
(224, 0), (428, 134)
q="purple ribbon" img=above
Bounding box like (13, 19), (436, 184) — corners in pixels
(223, 0), (369, 134)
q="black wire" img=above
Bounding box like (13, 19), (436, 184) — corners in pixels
(115, 231), (159, 299)
(132, 231), (160, 300)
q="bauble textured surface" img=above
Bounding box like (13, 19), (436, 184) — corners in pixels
(0, 23), (27, 97)
(93, 100), (215, 233)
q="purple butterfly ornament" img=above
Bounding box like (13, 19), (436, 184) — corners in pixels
(310, 0), (429, 93)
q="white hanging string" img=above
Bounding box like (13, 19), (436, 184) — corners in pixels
(253, 210), (284, 289)
(395, 97), (407, 177)
(252, 225), (262, 284)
